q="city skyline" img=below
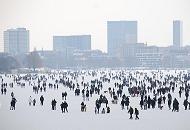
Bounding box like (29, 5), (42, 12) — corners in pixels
(0, 0), (190, 52)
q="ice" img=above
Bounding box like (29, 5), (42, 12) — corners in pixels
(0, 69), (190, 130)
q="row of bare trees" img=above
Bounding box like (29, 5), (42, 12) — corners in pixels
(0, 50), (43, 72)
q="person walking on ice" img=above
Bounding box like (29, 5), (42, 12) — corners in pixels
(128, 107), (134, 119)
(135, 108), (139, 120)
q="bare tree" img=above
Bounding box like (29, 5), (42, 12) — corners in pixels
(27, 50), (43, 71)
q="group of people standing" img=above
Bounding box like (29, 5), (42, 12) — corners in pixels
(1, 69), (190, 120)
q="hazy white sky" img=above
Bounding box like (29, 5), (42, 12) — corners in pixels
(0, 0), (190, 52)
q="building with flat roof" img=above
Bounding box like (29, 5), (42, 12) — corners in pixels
(4, 28), (29, 54)
(107, 21), (137, 57)
(53, 35), (91, 52)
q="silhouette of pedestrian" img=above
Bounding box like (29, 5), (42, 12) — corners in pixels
(183, 99), (188, 110)
(135, 108), (139, 120)
(107, 106), (110, 113)
(40, 95), (44, 106)
(1, 87), (3, 95)
(4, 87), (7, 95)
(51, 99), (57, 110)
(128, 107), (134, 119)
(63, 101), (68, 113)
(60, 102), (64, 113)
(172, 98), (179, 112)
(10, 97), (17, 110)
(33, 99), (36, 106)
(29, 96), (32, 106)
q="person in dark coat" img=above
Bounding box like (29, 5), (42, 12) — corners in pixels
(158, 97), (162, 109)
(40, 95), (44, 106)
(168, 98), (172, 110)
(151, 99), (156, 109)
(107, 106), (110, 113)
(167, 93), (172, 110)
(4, 87), (7, 95)
(172, 98), (179, 112)
(185, 92), (189, 100)
(1, 87), (3, 95)
(95, 99), (101, 114)
(179, 90), (182, 98)
(163, 96), (166, 104)
(86, 92), (89, 101)
(60, 102), (64, 113)
(62, 101), (68, 113)
(28, 96), (32, 106)
(81, 102), (86, 112)
(125, 97), (130, 110)
(51, 99), (57, 110)
(10, 97), (17, 110)
(81, 102), (84, 111)
(128, 107), (134, 119)
(147, 96), (151, 108)
(140, 99), (143, 110)
(33, 99), (36, 106)
(183, 99), (188, 110)
(121, 99), (125, 110)
(64, 92), (67, 100)
(135, 108), (139, 120)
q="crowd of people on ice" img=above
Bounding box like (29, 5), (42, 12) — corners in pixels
(1, 69), (190, 119)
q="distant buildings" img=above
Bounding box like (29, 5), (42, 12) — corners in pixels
(53, 35), (91, 52)
(4, 28), (29, 54)
(107, 21), (137, 57)
(135, 44), (162, 68)
(118, 43), (162, 67)
(173, 20), (183, 48)
(1, 20), (190, 69)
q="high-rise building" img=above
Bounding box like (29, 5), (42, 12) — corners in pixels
(4, 28), (29, 54)
(53, 35), (91, 52)
(107, 21), (137, 57)
(173, 20), (183, 48)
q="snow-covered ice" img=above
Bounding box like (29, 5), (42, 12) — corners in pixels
(0, 69), (190, 130)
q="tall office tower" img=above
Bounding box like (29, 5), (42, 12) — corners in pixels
(173, 20), (183, 48)
(4, 28), (29, 54)
(53, 35), (91, 52)
(107, 21), (137, 57)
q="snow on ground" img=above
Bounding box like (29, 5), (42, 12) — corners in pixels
(0, 69), (190, 130)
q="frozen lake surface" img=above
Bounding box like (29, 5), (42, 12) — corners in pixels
(0, 69), (190, 130)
